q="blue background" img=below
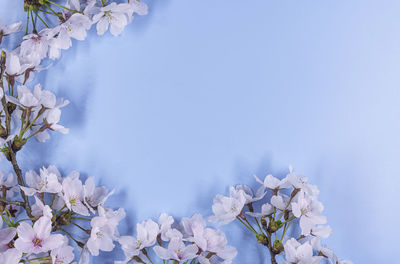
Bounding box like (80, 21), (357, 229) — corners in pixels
(1, 1), (400, 263)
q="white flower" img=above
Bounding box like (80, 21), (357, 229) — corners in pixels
(51, 244), (75, 264)
(246, 203), (274, 218)
(181, 213), (206, 238)
(270, 193), (290, 211)
(31, 195), (53, 218)
(5, 53), (31, 77)
(20, 166), (62, 196)
(8, 85), (39, 108)
(153, 237), (198, 261)
(62, 171), (89, 216)
(116, 219), (159, 263)
(285, 166), (319, 196)
(0, 248), (22, 264)
(158, 213), (174, 241)
(283, 238), (322, 264)
(0, 19), (22, 43)
(32, 83), (57, 109)
(14, 216), (64, 254)
(234, 185), (266, 204)
(84, 177), (114, 213)
(193, 227), (236, 261)
(124, 1), (148, 23)
(48, 13), (92, 60)
(291, 191), (326, 236)
(209, 187), (246, 225)
(0, 20), (22, 36)
(0, 171), (18, 198)
(87, 206), (125, 256)
(136, 218), (159, 248)
(311, 225), (332, 239)
(78, 245), (90, 264)
(117, 236), (141, 263)
(254, 174), (290, 190)
(92, 3), (132, 36)
(310, 238), (352, 264)
(19, 29), (51, 66)
(46, 108), (69, 134)
(0, 227), (17, 252)
(198, 252), (235, 264)
(87, 218), (114, 256)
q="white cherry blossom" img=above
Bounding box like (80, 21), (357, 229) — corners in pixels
(153, 237), (198, 261)
(14, 216), (64, 254)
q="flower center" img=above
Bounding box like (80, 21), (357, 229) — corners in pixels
(104, 11), (114, 21)
(69, 196), (78, 205)
(32, 237), (43, 249)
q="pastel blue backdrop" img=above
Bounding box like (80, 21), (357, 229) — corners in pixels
(1, 1), (399, 263)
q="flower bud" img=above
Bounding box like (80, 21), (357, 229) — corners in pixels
(24, 0), (42, 11)
(260, 216), (268, 233)
(272, 240), (284, 254)
(0, 124), (6, 138)
(0, 50), (5, 66)
(7, 102), (17, 115)
(2, 148), (11, 161)
(57, 211), (74, 226)
(12, 137), (27, 152)
(268, 218), (283, 233)
(256, 233), (268, 246)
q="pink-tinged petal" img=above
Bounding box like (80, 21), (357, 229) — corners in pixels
(182, 244), (198, 260)
(98, 235), (115, 252)
(42, 234), (65, 251)
(2, 248), (22, 264)
(153, 246), (170, 260)
(16, 222), (35, 241)
(14, 239), (33, 253)
(33, 217), (51, 240)
(96, 17), (109, 36)
(20, 186), (37, 196)
(72, 202), (90, 216)
(0, 227), (16, 244)
(25, 170), (39, 189)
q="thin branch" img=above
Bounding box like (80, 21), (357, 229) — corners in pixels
(0, 197), (24, 207)
(0, 51), (33, 219)
(9, 151), (33, 218)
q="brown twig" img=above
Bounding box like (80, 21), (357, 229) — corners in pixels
(0, 197), (24, 207)
(0, 51), (33, 218)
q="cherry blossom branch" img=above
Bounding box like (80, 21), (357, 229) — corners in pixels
(9, 150), (33, 218)
(266, 231), (278, 264)
(0, 197), (24, 207)
(0, 51), (33, 219)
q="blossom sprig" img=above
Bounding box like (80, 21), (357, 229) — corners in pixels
(209, 166), (352, 264)
(116, 213), (237, 264)
(16, 0), (147, 81)
(0, 50), (69, 161)
(0, 0), (148, 85)
(0, 165), (126, 264)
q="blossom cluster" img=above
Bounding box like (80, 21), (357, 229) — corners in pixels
(0, 166), (125, 263)
(0, 0), (148, 155)
(117, 213), (237, 264)
(209, 167), (352, 264)
(1, 0), (148, 83)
